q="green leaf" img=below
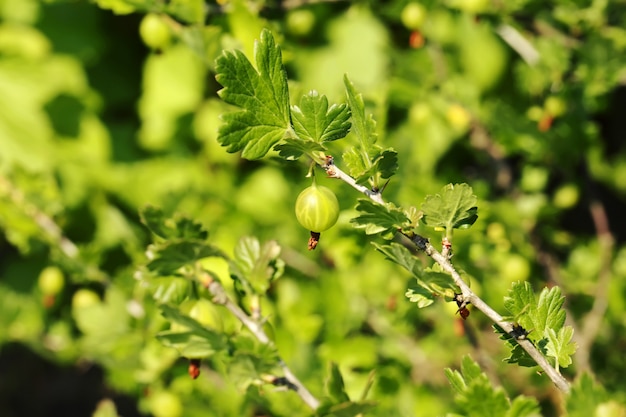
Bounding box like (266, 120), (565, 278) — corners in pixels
(326, 363), (350, 404)
(156, 331), (221, 359)
(503, 281), (536, 331)
(343, 146), (399, 184)
(343, 75), (389, 185)
(230, 237), (284, 294)
(445, 368), (467, 395)
(373, 242), (456, 305)
(215, 29), (291, 159)
(545, 326), (576, 370)
(72, 286), (129, 338)
(372, 242), (421, 276)
(149, 277), (190, 304)
(460, 355), (485, 382)
(421, 183), (478, 236)
(535, 286), (566, 333)
(228, 334), (280, 384)
(505, 396), (541, 417)
(371, 148), (398, 180)
(274, 138), (325, 160)
(350, 199), (409, 236)
(316, 401), (376, 417)
(404, 284), (435, 308)
(566, 374), (608, 417)
(494, 324), (537, 367)
(147, 241), (226, 275)
(501, 282), (571, 368)
(157, 304), (225, 355)
(140, 205), (208, 240)
(421, 264), (459, 292)
(344, 75), (377, 149)
(446, 356), (510, 417)
(291, 91), (351, 143)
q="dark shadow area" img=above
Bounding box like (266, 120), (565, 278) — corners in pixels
(0, 343), (141, 417)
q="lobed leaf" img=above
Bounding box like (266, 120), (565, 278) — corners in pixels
(351, 199), (409, 236)
(230, 236), (284, 294)
(503, 281), (536, 331)
(405, 284), (435, 308)
(545, 326), (576, 370)
(446, 356), (542, 417)
(291, 91), (351, 143)
(147, 241), (225, 275)
(505, 396), (542, 417)
(535, 286), (566, 333)
(372, 242), (422, 277)
(215, 29), (291, 159)
(566, 374), (609, 417)
(140, 205), (208, 240)
(421, 183), (478, 235)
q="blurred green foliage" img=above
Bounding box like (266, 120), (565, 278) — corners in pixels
(1, 0), (626, 416)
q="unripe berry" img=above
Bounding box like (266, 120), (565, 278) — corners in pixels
(38, 266), (64, 295)
(139, 13), (171, 50)
(295, 182), (340, 233)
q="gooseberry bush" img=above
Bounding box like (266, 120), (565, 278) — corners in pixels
(1, 1), (626, 417)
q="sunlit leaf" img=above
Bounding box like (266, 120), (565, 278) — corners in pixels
(421, 183), (478, 234)
(291, 91), (351, 143)
(351, 199), (409, 236)
(215, 29), (291, 159)
(545, 326), (576, 370)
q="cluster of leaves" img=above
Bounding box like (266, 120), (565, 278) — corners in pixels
(216, 28), (398, 193)
(446, 356), (541, 417)
(140, 206), (277, 359)
(497, 282), (577, 371)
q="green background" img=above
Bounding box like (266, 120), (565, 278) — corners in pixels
(1, 0), (625, 416)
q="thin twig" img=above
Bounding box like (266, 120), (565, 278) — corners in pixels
(0, 175), (79, 259)
(323, 158), (384, 204)
(419, 237), (571, 393)
(320, 158), (571, 393)
(206, 277), (321, 410)
(496, 24), (540, 66)
(576, 199), (614, 374)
